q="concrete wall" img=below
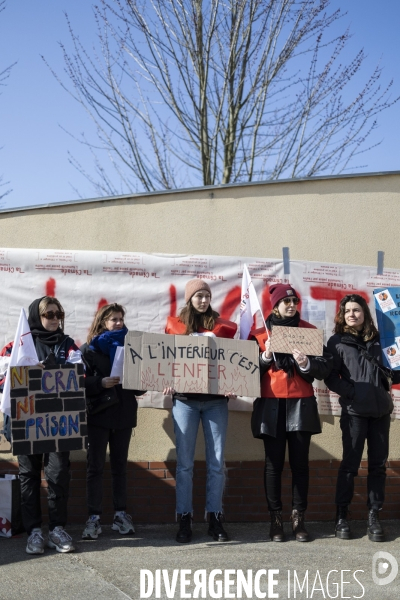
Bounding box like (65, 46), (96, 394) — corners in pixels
(1, 171), (400, 465)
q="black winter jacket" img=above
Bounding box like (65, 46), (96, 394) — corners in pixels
(81, 343), (144, 430)
(324, 333), (400, 418)
(251, 349), (332, 438)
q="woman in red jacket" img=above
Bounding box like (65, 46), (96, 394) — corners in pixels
(251, 284), (332, 542)
(165, 279), (237, 543)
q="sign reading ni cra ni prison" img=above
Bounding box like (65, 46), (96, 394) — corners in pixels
(10, 364), (87, 456)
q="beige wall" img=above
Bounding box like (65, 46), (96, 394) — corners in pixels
(1, 171), (400, 462)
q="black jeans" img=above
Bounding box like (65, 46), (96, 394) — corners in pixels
(335, 412), (390, 510)
(18, 452), (70, 534)
(263, 398), (311, 512)
(86, 424), (133, 515)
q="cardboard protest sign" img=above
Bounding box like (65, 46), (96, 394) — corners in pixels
(0, 414), (11, 453)
(123, 332), (261, 397)
(10, 364), (87, 456)
(270, 326), (323, 356)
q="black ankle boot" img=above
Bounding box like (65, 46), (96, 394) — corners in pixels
(176, 512), (192, 543)
(335, 506), (351, 539)
(367, 509), (385, 542)
(269, 510), (285, 542)
(291, 509), (309, 542)
(208, 512), (228, 542)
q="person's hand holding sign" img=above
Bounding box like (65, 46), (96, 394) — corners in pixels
(292, 348), (309, 369)
(102, 376), (120, 388)
(163, 386), (176, 395)
(262, 339), (273, 361)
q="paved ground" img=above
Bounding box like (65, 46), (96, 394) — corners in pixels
(1, 521), (400, 599)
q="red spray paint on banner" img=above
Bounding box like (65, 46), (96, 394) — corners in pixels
(219, 286), (241, 320)
(45, 278), (56, 297)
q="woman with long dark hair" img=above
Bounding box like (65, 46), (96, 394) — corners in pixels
(81, 303), (144, 540)
(251, 284), (332, 542)
(325, 294), (400, 541)
(164, 279), (237, 543)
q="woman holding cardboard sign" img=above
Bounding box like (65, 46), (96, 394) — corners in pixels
(0, 296), (81, 555)
(164, 279), (237, 544)
(324, 294), (400, 542)
(81, 303), (145, 541)
(250, 284), (332, 543)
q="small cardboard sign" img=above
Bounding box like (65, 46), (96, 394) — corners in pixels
(270, 326), (323, 356)
(10, 364), (87, 456)
(123, 332), (261, 397)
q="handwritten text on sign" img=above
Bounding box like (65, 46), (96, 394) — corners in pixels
(270, 326), (323, 356)
(10, 364), (87, 456)
(123, 332), (261, 397)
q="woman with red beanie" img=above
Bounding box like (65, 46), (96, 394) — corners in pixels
(165, 279), (237, 543)
(250, 284), (332, 542)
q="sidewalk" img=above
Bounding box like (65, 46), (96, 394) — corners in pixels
(1, 521), (399, 599)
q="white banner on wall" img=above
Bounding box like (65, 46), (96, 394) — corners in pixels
(1, 247), (400, 417)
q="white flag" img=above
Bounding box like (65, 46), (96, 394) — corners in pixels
(239, 264), (266, 340)
(0, 309), (39, 417)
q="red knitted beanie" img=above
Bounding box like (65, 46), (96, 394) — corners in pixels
(269, 284), (298, 308)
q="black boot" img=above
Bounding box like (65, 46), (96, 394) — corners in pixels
(367, 509), (385, 542)
(291, 509), (310, 542)
(208, 512), (229, 542)
(269, 510), (285, 542)
(176, 512), (192, 543)
(335, 506), (351, 539)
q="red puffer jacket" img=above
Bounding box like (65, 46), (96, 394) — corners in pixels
(251, 319), (318, 398)
(166, 316), (237, 338)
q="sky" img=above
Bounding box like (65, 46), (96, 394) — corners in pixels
(0, 0), (399, 210)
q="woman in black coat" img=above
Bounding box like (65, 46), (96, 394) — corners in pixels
(325, 294), (400, 542)
(81, 303), (144, 540)
(1, 296), (81, 555)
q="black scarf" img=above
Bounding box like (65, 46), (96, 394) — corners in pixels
(265, 311), (301, 377)
(28, 297), (67, 347)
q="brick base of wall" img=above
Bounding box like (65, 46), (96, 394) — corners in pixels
(1, 459), (400, 525)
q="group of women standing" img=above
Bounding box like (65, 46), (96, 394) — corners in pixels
(1, 297), (141, 554)
(1, 278), (397, 554)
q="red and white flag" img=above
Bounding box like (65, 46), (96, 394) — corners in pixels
(239, 264), (266, 340)
(0, 309), (38, 417)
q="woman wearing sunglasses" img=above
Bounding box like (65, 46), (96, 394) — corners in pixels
(250, 284), (332, 542)
(0, 296), (81, 555)
(80, 303), (145, 541)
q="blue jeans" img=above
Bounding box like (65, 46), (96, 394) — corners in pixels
(172, 397), (228, 515)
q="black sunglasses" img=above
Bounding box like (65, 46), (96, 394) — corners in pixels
(281, 297), (300, 306)
(42, 311), (64, 320)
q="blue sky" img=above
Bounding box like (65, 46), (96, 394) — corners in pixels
(0, 0), (399, 209)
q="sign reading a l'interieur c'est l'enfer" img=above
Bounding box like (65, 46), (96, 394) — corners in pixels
(123, 332), (261, 397)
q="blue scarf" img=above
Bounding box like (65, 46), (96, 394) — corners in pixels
(89, 326), (128, 364)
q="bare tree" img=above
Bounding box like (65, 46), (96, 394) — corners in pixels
(0, 1), (14, 201)
(49, 0), (398, 195)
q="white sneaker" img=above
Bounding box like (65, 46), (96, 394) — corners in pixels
(82, 516), (102, 540)
(26, 528), (45, 554)
(47, 526), (75, 553)
(111, 512), (135, 535)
